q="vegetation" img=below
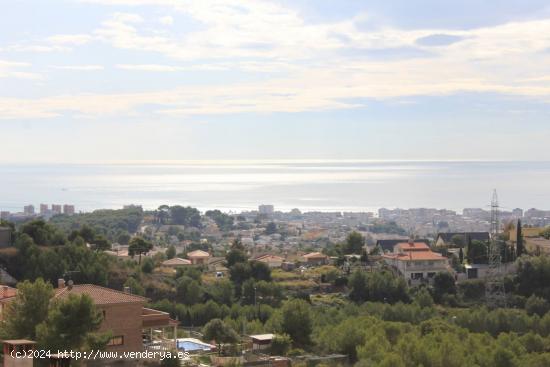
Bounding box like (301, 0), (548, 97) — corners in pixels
(50, 207), (143, 242)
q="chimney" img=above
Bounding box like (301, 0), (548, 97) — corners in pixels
(123, 286), (131, 294)
(58, 278), (66, 289)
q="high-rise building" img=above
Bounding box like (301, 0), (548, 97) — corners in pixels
(23, 205), (35, 215)
(258, 204), (274, 215)
(63, 204), (75, 215)
(512, 208), (524, 218)
(40, 204), (49, 214)
(51, 204), (62, 214)
(0, 211), (10, 220)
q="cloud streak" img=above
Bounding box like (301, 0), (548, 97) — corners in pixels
(1, 0), (550, 119)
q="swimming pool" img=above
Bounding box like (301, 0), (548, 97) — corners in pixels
(176, 338), (215, 353)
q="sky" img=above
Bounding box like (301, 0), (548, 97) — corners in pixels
(1, 0), (550, 162)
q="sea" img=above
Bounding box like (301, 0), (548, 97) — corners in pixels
(0, 160), (549, 214)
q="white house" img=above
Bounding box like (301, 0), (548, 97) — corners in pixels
(383, 241), (449, 285)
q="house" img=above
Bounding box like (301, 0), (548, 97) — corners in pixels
(162, 257), (192, 268)
(0, 269), (16, 286)
(1, 340), (36, 367)
(382, 241), (449, 285)
(249, 334), (275, 351)
(0, 285), (17, 321)
(460, 262), (517, 280)
(375, 239), (429, 254)
(54, 280), (178, 352)
(254, 254), (284, 268)
(187, 250), (211, 265)
(302, 252), (328, 266)
(435, 232), (490, 248)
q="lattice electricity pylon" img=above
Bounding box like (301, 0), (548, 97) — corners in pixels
(485, 189), (507, 308)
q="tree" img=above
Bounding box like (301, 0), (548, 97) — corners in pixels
(36, 294), (105, 351)
(79, 225), (96, 243)
(91, 234), (111, 251)
(265, 222), (277, 235)
(414, 287), (434, 308)
(525, 295), (550, 317)
(0, 278), (54, 339)
(250, 261), (271, 281)
(433, 272), (456, 302)
(128, 236), (153, 264)
(141, 257), (155, 273)
(451, 234), (465, 248)
(281, 299), (312, 347)
(343, 231), (365, 254)
(459, 247), (464, 264)
(467, 240), (488, 264)
(202, 319), (239, 355)
(116, 232), (131, 245)
(349, 270), (368, 303)
(166, 245), (176, 260)
(271, 334), (292, 356)
(225, 246), (248, 267)
(176, 276), (203, 305)
(517, 220), (524, 257)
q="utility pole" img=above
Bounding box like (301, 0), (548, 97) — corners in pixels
(485, 189), (507, 308)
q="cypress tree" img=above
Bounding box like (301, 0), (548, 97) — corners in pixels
(517, 219), (524, 257)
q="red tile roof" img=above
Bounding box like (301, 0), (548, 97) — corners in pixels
(383, 251), (446, 261)
(55, 284), (147, 305)
(255, 254), (284, 262)
(162, 257), (192, 266)
(395, 242), (430, 251)
(303, 252), (328, 259)
(187, 250), (210, 258)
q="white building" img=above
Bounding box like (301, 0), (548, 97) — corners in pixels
(382, 241), (449, 285)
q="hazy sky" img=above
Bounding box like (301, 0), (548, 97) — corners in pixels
(2, 0), (550, 162)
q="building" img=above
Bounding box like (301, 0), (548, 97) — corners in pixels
(40, 204), (49, 215)
(54, 281), (178, 352)
(51, 205), (62, 215)
(435, 232), (490, 248)
(0, 227), (12, 248)
(249, 334), (275, 351)
(512, 208), (524, 218)
(382, 241), (449, 285)
(63, 205), (75, 215)
(0, 285), (17, 321)
(2, 340), (36, 367)
(2, 282), (179, 353)
(259, 204), (274, 215)
(23, 205), (34, 215)
(254, 254), (284, 268)
(187, 250), (211, 265)
(509, 226), (544, 242)
(302, 252), (328, 266)
(0, 211), (9, 220)
(375, 239), (428, 254)
(161, 257), (192, 268)
(0, 269), (16, 286)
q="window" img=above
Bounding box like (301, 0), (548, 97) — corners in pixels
(107, 336), (124, 346)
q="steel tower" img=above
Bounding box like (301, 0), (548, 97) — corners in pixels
(485, 189), (507, 308)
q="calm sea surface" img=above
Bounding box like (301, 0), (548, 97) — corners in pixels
(0, 161), (549, 213)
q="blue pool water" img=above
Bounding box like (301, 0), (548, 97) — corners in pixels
(177, 339), (214, 352)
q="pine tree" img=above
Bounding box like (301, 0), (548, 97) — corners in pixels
(459, 247), (464, 264)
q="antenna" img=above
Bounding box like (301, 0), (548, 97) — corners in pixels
(485, 189), (506, 308)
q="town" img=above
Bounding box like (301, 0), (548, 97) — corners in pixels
(2, 193), (550, 366)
